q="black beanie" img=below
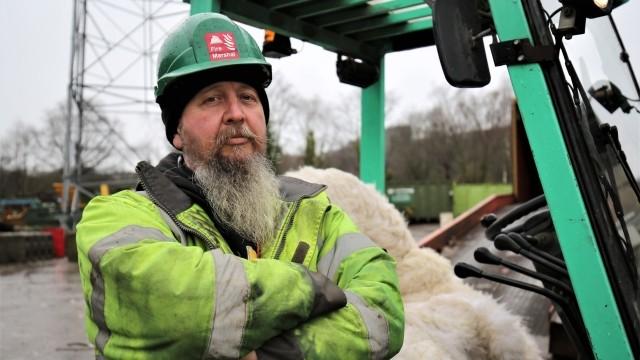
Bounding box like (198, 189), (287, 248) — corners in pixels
(158, 66), (270, 147)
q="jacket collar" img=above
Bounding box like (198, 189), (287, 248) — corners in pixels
(135, 158), (194, 218)
(136, 153), (327, 212)
(278, 176), (326, 202)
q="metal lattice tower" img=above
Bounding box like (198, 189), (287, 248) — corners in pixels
(62, 0), (188, 227)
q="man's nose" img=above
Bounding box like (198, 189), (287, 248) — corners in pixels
(222, 96), (245, 124)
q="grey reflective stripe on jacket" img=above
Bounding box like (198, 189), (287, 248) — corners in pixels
(345, 291), (390, 360)
(205, 249), (251, 359)
(88, 225), (174, 353)
(317, 233), (377, 281)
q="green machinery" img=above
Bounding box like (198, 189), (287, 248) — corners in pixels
(185, 0), (639, 358)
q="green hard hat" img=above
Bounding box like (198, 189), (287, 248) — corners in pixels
(155, 13), (272, 145)
(155, 12), (271, 99)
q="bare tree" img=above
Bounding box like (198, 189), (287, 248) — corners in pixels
(266, 76), (404, 176)
(0, 124), (35, 196)
(444, 85), (512, 182)
(27, 102), (146, 174)
(267, 77), (360, 170)
(266, 77), (302, 154)
(386, 83), (514, 185)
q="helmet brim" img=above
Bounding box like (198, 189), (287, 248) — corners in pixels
(156, 59), (271, 99)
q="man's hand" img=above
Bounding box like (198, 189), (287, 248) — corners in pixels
(241, 351), (258, 360)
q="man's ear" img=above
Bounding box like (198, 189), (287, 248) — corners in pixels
(172, 131), (183, 150)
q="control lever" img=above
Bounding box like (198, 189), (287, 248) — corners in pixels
(454, 263), (569, 306)
(509, 232), (567, 268)
(474, 247), (573, 293)
(494, 234), (569, 276)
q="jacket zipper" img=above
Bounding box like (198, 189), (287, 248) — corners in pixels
(136, 168), (215, 250)
(315, 206), (331, 252)
(274, 199), (302, 259)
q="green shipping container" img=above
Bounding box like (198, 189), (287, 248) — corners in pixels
(452, 183), (512, 216)
(387, 184), (451, 221)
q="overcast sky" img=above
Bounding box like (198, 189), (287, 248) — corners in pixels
(1, 0), (638, 174)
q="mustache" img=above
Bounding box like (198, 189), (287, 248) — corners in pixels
(214, 125), (266, 148)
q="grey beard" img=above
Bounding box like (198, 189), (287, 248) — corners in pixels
(193, 152), (281, 249)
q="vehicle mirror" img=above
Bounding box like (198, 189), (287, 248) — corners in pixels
(433, 0), (491, 88)
(589, 80), (632, 113)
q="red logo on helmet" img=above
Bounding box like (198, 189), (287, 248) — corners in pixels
(205, 32), (239, 61)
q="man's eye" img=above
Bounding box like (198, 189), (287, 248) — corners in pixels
(203, 96), (220, 104)
(241, 94), (258, 102)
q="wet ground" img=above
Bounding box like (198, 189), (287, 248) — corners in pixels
(0, 259), (91, 359)
(408, 222), (439, 243)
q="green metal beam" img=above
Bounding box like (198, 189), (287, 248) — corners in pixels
(312, 0), (424, 27)
(333, 6), (431, 35)
(189, 0), (220, 15)
(488, 0), (633, 358)
(287, 0), (369, 19)
(360, 57), (386, 193)
(221, 0), (383, 62)
(265, 0), (311, 10)
(353, 18), (432, 41)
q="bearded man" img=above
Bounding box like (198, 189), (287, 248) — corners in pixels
(76, 13), (404, 360)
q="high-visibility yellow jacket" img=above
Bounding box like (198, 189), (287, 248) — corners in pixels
(76, 160), (404, 359)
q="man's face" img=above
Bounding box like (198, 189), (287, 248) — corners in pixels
(173, 81), (267, 168)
